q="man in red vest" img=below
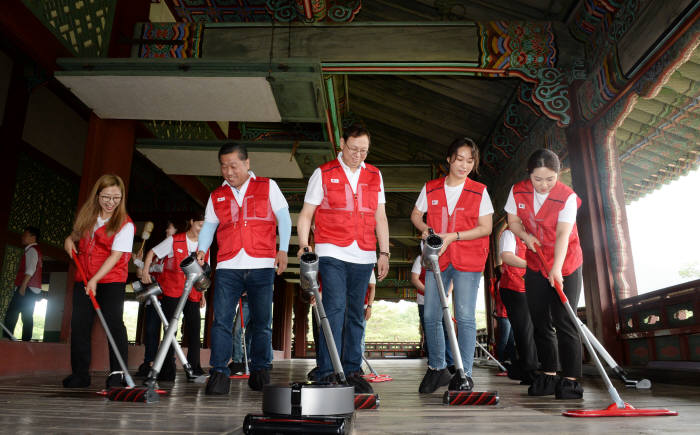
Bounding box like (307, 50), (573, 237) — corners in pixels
(297, 124), (390, 394)
(3, 226), (42, 341)
(197, 144), (292, 395)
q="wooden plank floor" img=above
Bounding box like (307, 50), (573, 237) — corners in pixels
(0, 359), (697, 434)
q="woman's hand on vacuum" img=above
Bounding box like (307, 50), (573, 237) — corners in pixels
(196, 250), (206, 266)
(436, 232), (456, 256)
(64, 237), (76, 257)
(199, 297), (206, 309)
(296, 246), (312, 258)
(86, 278), (97, 295)
(549, 266), (564, 291)
(524, 234), (541, 253)
(142, 273), (152, 285)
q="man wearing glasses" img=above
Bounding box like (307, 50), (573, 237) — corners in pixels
(297, 124), (390, 394)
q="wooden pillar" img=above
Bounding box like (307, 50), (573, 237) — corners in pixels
(108, 0), (151, 58)
(272, 276), (294, 359)
(59, 114), (135, 370)
(566, 125), (622, 360)
(293, 295), (310, 357)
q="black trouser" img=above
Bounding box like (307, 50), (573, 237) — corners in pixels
(70, 282), (128, 377)
(3, 287), (39, 341)
(161, 295), (201, 372)
(142, 302), (161, 364)
(500, 287), (538, 372)
(525, 267), (582, 378)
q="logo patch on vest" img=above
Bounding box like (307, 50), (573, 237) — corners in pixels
(176, 249), (183, 253)
(518, 203), (525, 209)
(330, 178), (340, 183)
(217, 196), (226, 202)
(431, 200), (439, 205)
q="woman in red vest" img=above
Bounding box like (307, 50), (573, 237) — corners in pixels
(498, 226), (537, 384)
(62, 174), (134, 389)
(505, 148), (584, 399)
(410, 137), (493, 394)
(143, 212), (208, 380)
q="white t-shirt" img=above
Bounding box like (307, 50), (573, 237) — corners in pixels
(304, 154), (386, 265)
(93, 216), (135, 253)
(411, 256), (424, 305)
(152, 234), (199, 260)
(415, 180), (494, 216)
(498, 229), (517, 256)
(204, 172), (288, 269)
(21, 244), (42, 294)
(503, 186), (577, 223)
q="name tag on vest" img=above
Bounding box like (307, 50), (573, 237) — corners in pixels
(330, 178), (340, 183)
(176, 249), (183, 253)
(217, 197), (226, 202)
(518, 203), (525, 209)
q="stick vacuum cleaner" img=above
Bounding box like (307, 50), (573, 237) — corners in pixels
(533, 249), (674, 418)
(132, 280), (207, 384)
(422, 231), (499, 406)
(243, 249), (357, 434)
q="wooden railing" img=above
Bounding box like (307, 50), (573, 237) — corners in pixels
(617, 279), (700, 366)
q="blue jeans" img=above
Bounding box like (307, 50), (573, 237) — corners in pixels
(317, 257), (374, 378)
(231, 297), (252, 363)
(496, 316), (515, 363)
(424, 265), (480, 376)
(210, 268), (274, 374)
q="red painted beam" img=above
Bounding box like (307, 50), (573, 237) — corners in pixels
(169, 174), (211, 207)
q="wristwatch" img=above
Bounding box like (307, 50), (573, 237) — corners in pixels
(379, 251), (391, 259)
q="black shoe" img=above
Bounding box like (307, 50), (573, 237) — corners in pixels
(192, 365), (206, 377)
(228, 361), (246, 375)
(106, 372), (127, 388)
(248, 368), (270, 391)
(157, 364), (176, 382)
(528, 373), (560, 396)
(519, 370), (538, 386)
(307, 366), (320, 381)
(62, 374), (90, 388)
(555, 378), (583, 399)
(447, 365), (456, 375)
(448, 373), (473, 391)
(418, 368), (452, 394)
(136, 362), (151, 378)
(347, 372), (374, 394)
(205, 371), (230, 395)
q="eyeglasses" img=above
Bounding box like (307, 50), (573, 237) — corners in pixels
(99, 195), (122, 203)
(345, 145), (369, 156)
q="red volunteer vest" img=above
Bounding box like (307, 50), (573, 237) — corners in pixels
(499, 232), (527, 293)
(513, 180), (583, 276)
(76, 216), (133, 283)
(314, 160), (381, 251)
(426, 177), (490, 272)
(14, 245), (42, 289)
(211, 178), (277, 263)
(158, 233), (207, 302)
(416, 267), (426, 296)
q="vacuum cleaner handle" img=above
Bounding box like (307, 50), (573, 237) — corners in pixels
(533, 248), (569, 304)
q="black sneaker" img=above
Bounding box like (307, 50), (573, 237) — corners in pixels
(346, 372), (374, 394)
(192, 365), (206, 376)
(448, 373), (473, 391)
(447, 365), (456, 375)
(555, 378), (583, 399)
(205, 371), (230, 395)
(248, 368), (270, 391)
(157, 363), (176, 382)
(528, 373), (560, 396)
(136, 362), (151, 377)
(418, 368), (452, 394)
(62, 373), (90, 388)
(106, 372), (127, 388)
(228, 361), (246, 375)
(307, 366), (320, 381)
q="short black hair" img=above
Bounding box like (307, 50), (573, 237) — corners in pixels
(342, 124), (371, 144)
(446, 137), (480, 175)
(24, 226), (40, 241)
(218, 143), (248, 162)
(527, 149), (560, 174)
(190, 210), (205, 222)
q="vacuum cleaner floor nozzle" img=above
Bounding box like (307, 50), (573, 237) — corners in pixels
(354, 393), (379, 409)
(243, 414), (353, 434)
(563, 402), (677, 417)
(443, 390), (499, 406)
